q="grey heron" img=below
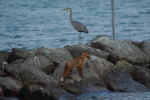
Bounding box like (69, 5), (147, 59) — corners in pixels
(61, 8), (88, 44)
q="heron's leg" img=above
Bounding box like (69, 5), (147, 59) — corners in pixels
(80, 32), (82, 44)
(78, 32), (80, 44)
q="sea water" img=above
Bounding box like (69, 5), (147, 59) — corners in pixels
(0, 0), (150, 52)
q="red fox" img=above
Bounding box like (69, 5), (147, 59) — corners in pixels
(60, 52), (91, 81)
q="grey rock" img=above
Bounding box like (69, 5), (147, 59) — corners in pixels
(20, 65), (58, 87)
(0, 76), (23, 97)
(26, 55), (55, 75)
(14, 57), (58, 86)
(13, 55), (55, 75)
(86, 35), (148, 64)
(116, 61), (150, 89)
(0, 63), (21, 81)
(135, 66), (150, 89)
(35, 47), (73, 66)
(9, 48), (35, 62)
(64, 44), (109, 59)
(86, 55), (149, 92)
(18, 61), (60, 99)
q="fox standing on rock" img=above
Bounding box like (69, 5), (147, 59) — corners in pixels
(60, 52), (91, 81)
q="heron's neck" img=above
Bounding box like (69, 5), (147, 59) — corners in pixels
(70, 10), (73, 25)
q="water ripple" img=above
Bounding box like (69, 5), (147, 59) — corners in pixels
(0, 0), (150, 52)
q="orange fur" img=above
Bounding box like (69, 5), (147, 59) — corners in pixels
(60, 52), (90, 81)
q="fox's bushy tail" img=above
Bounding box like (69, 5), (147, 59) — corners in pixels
(60, 62), (69, 81)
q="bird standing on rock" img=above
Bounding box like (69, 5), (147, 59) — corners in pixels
(61, 8), (88, 44)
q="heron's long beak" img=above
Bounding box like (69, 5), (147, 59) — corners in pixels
(61, 8), (68, 11)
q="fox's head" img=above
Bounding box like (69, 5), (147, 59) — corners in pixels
(82, 52), (91, 60)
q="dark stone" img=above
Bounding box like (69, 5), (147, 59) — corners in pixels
(8, 48), (35, 62)
(64, 44), (109, 59)
(0, 76), (23, 97)
(35, 47), (73, 66)
(86, 55), (149, 92)
(86, 36), (149, 65)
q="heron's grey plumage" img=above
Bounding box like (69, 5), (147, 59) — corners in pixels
(73, 21), (88, 33)
(61, 8), (88, 44)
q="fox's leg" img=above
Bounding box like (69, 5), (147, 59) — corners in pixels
(77, 67), (84, 78)
(60, 65), (69, 81)
(69, 68), (73, 79)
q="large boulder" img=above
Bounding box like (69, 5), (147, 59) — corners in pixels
(35, 47), (73, 66)
(22, 55), (55, 75)
(134, 66), (150, 89)
(8, 48), (35, 62)
(86, 55), (150, 92)
(0, 76), (23, 97)
(64, 44), (109, 59)
(19, 64), (58, 87)
(86, 36), (149, 65)
(17, 57), (60, 99)
(116, 61), (150, 89)
(9, 55), (55, 75)
(53, 62), (108, 94)
(0, 63), (21, 81)
(132, 40), (150, 58)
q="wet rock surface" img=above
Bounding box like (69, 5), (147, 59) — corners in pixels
(0, 35), (150, 100)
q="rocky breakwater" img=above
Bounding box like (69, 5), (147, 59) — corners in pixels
(0, 35), (150, 100)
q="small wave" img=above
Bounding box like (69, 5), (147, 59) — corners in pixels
(0, 15), (3, 17)
(59, 38), (67, 42)
(139, 11), (150, 14)
(130, 22), (138, 24)
(17, 43), (23, 46)
(13, 35), (24, 38)
(20, 4), (30, 7)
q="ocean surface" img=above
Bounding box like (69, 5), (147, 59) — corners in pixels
(0, 0), (150, 52)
